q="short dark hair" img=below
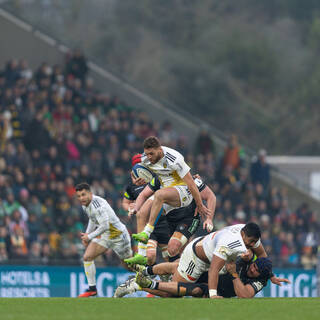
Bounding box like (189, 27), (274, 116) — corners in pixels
(143, 136), (161, 149)
(75, 182), (91, 192)
(242, 222), (261, 239)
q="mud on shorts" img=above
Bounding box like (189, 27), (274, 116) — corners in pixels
(92, 228), (132, 260)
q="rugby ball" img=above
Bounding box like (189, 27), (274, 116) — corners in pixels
(132, 164), (154, 183)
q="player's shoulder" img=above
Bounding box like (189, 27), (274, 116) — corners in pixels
(91, 195), (108, 208)
(162, 146), (184, 163)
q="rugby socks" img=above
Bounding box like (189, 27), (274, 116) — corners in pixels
(148, 280), (159, 290)
(84, 261), (96, 287)
(143, 224), (154, 237)
(145, 265), (154, 276)
(138, 242), (147, 256)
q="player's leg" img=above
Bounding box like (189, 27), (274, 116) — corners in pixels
(112, 229), (133, 269)
(78, 241), (106, 297)
(167, 216), (200, 262)
(125, 199), (153, 265)
(146, 239), (158, 265)
(135, 276), (206, 297)
(133, 188), (180, 243)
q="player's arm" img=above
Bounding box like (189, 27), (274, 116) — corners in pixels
(182, 172), (211, 217)
(208, 254), (225, 299)
(133, 185), (154, 213)
(200, 185), (216, 232)
(85, 208), (109, 241)
(225, 261), (255, 298)
(252, 240), (267, 258)
(251, 241), (290, 285)
(232, 278), (256, 298)
(122, 197), (133, 212)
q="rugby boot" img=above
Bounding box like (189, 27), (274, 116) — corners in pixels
(78, 289), (97, 297)
(132, 231), (149, 244)
(124, 253), (148, 266)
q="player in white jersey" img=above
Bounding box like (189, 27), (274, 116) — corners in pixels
(132, 136), (211, 244)
(172, 222), (265, 298)
(75, 183), (133, 297)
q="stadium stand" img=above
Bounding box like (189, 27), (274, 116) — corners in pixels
(0, 53), (318, 269)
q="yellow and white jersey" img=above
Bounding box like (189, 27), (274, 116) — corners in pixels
(141, 146), (190, 188)
(202, 224), (260, 263)
(82, 195), (127, 240)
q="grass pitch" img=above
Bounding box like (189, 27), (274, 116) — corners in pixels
(0, 298), (319, 320)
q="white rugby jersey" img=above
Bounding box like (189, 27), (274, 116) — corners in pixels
(141, 146), (190, 188)
(202, 224), (260, 263)
(82, 195), (126, 240)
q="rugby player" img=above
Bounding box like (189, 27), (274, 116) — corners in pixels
(134, 256), (274, 298)
(122, 159), (171, 266)
(125, 173), (216, 265)
(132, 136), (211, 244)
(76, 182), (133, 297)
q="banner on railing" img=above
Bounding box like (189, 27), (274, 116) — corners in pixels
(0, 266), (317, 297)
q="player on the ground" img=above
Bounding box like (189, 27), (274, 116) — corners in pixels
(171, 222), (265, 298)
(125, 173), (216, 265)
(123, 256), (274, 298)
(76, 182), (133, 297)
(132, 136), (211, 244)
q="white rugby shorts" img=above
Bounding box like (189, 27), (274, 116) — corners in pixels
(177, 238), (210, 283)
(92, 228), (132, 260)
(163, 185), (193, 214)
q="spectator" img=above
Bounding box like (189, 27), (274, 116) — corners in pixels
(221, 134), (245, 172)
(194, 127), (215, 156)
(250, 149), (270, 190)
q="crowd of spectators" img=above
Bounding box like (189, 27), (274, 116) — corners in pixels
(0, 53), (318, 269)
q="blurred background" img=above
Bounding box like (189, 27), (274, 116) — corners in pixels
(0, 0), (318, 297)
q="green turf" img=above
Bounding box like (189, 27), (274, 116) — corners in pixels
(0, 298), (319, 320)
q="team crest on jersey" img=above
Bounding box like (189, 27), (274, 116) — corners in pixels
(163, 163), (167, 168)
(182, 197), (187, 202)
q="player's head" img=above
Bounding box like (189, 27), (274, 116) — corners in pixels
(241, 222), (261, 249)
(247, 257), (272, 279)
(75, 182), (92, 206)
(143, 136), (162, 164)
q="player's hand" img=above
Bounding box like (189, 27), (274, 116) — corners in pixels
(241, 250), (253, 262)
(128, 203), (137, 217)
(270, 276), (291, 286)
(131, 171), (146, 186)
(203, 218), (214, 232)
(195, 203), (212, 218)
(192, 174), (201, 180)
(81, 233), (90, 244)
(225, 262), (236, 274)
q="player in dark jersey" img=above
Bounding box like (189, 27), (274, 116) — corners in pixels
(134, 256), (274, 298)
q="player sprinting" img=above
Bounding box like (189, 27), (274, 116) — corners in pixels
(132, 136), (211, 244)
(76, 182), (133, 297)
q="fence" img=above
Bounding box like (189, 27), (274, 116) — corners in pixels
(0, 266), (317, 298)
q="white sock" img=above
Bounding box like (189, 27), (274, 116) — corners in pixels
(144, 224), (154, 237)
(138, 243), (147, 256)
(133, 281), (141, 291)
(84, 261), (96, 286)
